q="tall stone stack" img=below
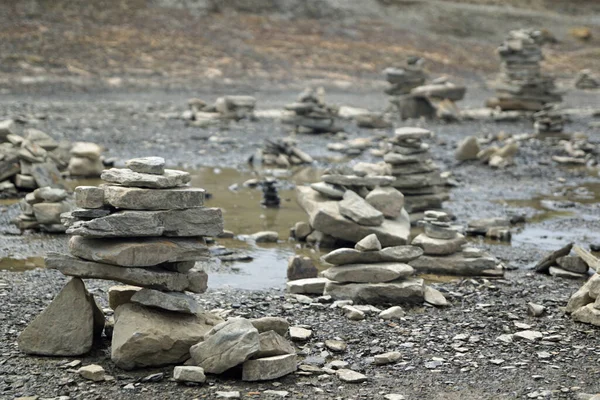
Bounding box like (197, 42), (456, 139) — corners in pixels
(409, 211), (504, 276)
(281, 88), (342, 134)
(487, 29), (562, 111)
(382, 127), (449, 219)
(383, 57), (427, 96)
(18, 157), (224, 370)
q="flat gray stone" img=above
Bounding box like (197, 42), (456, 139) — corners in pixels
(323, 246), (423, 265)
(173, 366), (206, 383)
(549, 266), (587, 279)
(69, 236), (209, 267)
(287, 255), (318, 281)
(286, 277), (329, 294)
(424, 286), (448, 306)
(30, 162), (64, 188)
(391, 173), (445, 190)
(324, 278), (425, 304)
(557, 255), (589, 274)
(393, 127), (432, 140)
(70, 208), (111, 219)
(75, 186), (104, 209)
(130, 289), (200, 314)
(322, 174), (394, 187)
(322, 262), (414, 283)
(46, 254), (208, 293)
(409, 253), (500, 276)
(66, 208), (223, 238)
(310, 182), (344, 199)
(242, 354), (297, 381)
(255, 331), (295, 358)
(365, 187), (405, 218)
(101, 168), (191, 189)
(424, 223), (458, 240)
(412, 233), (466, 255)
(71, 142), (102, 159)
(125, 157), (165, 175)
(534, 242), (574, 273)
(190, 319), (260, 374)
(573, 303), (600, 326)
(339, 190), (384, 226)
(336, 369), (367, 383)
(33, 187), (68, 202)
(355, 234), (382, 251)
(104, 185), (204, 210)
(33, 202), (70, 224)
(108, 285), (141, 310)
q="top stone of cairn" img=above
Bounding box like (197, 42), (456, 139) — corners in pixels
(393, 127), (433, 140)
(101, 167), (190, 189)
(125, 157), (166, 175)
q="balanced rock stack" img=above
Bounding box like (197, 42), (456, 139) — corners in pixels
(382, 127), (449, 218)
(383, 57), (427, 96)
(282, 88), (342, 134)
(296, 163), (410, 247)
(249, 138), (313, 168)
(19, 157), (224, 372)
(13, 187), (71, 232)
(487, 28), (562, 111)
(574, 69), (599, 90)
(68, 142), (105, 177)
(185, 95), (257, 126)
(261, 177), (281, 208)
(533, 105), (568, 139)
(409, 211), (504, 276)
(321, 234), (432, 305)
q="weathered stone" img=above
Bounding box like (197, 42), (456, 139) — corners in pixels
(190, 319), (260, 374)
(287, 255), (318, 280)
(111, 303), (222, 370)
(216, 391), (241, 399)
(557, 255), (589, 274)
(342, 305), (365, 320)
(286, 277), (329, 294)
(365, 187), (405, 219)
(409, 253), (499, 276)
(173, 366), (206, 383)
(325, 278), (425, 304)
(255, 331), (295, 358)
(68, 156), (104, 177)
(379, 306), (405, 320)
(322, 262), (414, 283)
(108, 285), (141, 310)
(77, 364), (105, 382)
(573, 303), (600, 326)
(355, 234), (382, 252)
(412, 233), (466, 255)
(393, 127), (432, 140)
(18, 278), (104, 356)
(71, 142), (102, 159)
(573, 245), (600, 272)
(322, 174), (394, 187)
(293, 221), (312, 240)
(130, 289), (199, 314)
(66, 208), (223, 238)
(125, 157), (165, 175)
(297, 186), (410, 246)
(289, 326), (312, 341)
(325, 339), (347, 352)
(104, 185), (205, 210)
(527, 302), (546, 317)
(250, 317), (290, 337)
(339, 190), (384, 226)
(75, 186), (105, 209)
(30, 162), (64, 188)
(383, 152), (429, 165)
(33, 187), (67, 202)
(15, 174), (37, 189)
(455, 136), (480, 161)
(323, 246), (423, 265)
(69, 236), (209, 267)
(534, 242), (573, 273)
(374, 351), (401, 365)
(242, 354), (297, 381)
(33, 202), (70, 224)
(424, 223), (458, 240)
(46, 254), (208, 293)
(424, 286), (448, 306)
(337, 369), (367, 383)
(101, 168), (191, 189)
(70, 208), (111, 219)
(549, 266), (586, 279)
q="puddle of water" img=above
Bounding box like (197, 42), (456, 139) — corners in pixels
(0, 257), (45, 272)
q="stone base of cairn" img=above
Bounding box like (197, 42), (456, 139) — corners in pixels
(565, 248), (600, 325)
(13, 187), (71, 232)
(249, 137), (314, 168)
(381, 127), (449, 218)
(281, 88), (342, 134)
(296, 163), (410, 247)
(409, 211), (504, 277)
(533, 104), (570, 139)
(574, 69), (599, 90)
(486, 29), (563, 112)
(185, 96), (257, 127)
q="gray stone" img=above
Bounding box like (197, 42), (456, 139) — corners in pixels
(321, 174), (394, 187)
(573, 303), (600, 326)
(527, 302), (546, 317)
(66, 208), (223, 238)
(513, 330), (543, 342)
(325, 278), (425, 304)
(77, 364), (105, 382)
(125, 157), (165, 175)
(104, 185), (205, 210)
(566, 285), (594, 314)
(111, 303), (222, 370)
(374, 351), (401, 365)
(108, 285), (141, 310)
(15, 174), (37, 189)
(286, 277), (329, 294)
(365, 187), (405, 218)
(339, 190), (384, 226)
(69, 236), (209, 267)
(242, 354), (297, 381)
(574, 246), (600, 272)
(424, 286), (448, 306)
(355, 234), (382, 252)
(412, 233), (466, 255)
(70, 208), (111, 219)
(101, 168), (191, 189)
(130, 289), (199, 314)
(379, 306), (405, 320)
(424, 223), (458, 240)
(289, 326), (312, 341)
(75, 186), (105, 209)
(383, 152), (429, 165)
(323, 245), (423, 265)
(216, 392), (241, 399)
(322, 262), (414, 283)
(549, 266), (586, 279)
(557, 255), (589, 274)
(390, 173), (445, 190)
(336, 369), (367, 383)
(18, 278), (104, 356)
(325, 339), (347, 352)
(25, 128), (58, 150)
(30, 162), (64, 188)
(293, 221), (312, 240)
(0, 119), (17, 139)
(287, 255), (318, 281)
(250, 231), (279, 243)
(46, 254), (208, 293)
(173, 366), (206, 383)
(33, 187), (68, 202)
(71, 142), (102, 159)
(342, 305), (365, 320)
(190, 319), (260, 374)
(409, 253), (499, 276)
(68, 156), (104, 177)
(455, 136), (480, 161)
(393, 127), (432, 140)
(310, 182), (345, 199)
(33, 202), (70, 224)
(384, 395), (406, 400)
(250, 317), (290, 337)
(255, 331), (295, 358)
(534, 242), (573, 273)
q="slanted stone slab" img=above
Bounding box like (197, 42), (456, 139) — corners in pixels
(125, 157), (165, 175)
(18, 278), (104, 356)
(242, 354), (297, 381)
(286, 277), (329, 294)
(412, 233), (466, 255)
(572, 303), (600, 326)
(383, 152), (430, 165)
(104, 186), (204, 210)
(46, 254), (208, 293)
(409, 253), (500, 276)
(338, 190), (384, 227)
(66, 208), (223, 238)
(69, 236), (209, 267)
(112, 303), (222, 370)
(310, 182), (344, 199)
(108, 285), (141, 310)
(130, 289), (199, 314)
(321, 174), (394, 187)
(322, 246), (423, 265)
(534, 242), (573, 273)
(101, 168), (191, 189)
(324, 278), (425, 304)
(297, 186), (410, 246)
(255, 331), (295, 358)
(250, 317), (290, 337)
(322, 263), (414, 283)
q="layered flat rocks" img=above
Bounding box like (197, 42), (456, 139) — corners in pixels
(321, 174), (394, 187)
(101, 168), (191, 189)
(323, 246), (423, 265)
(412, 233), (467, 255)
(130, 289), (199, 314)
(46, 254), (208, 293)
(69, 236), (210, 267)
(409, 253), (499, 276)
(338, 190), (384, 226)
(125, 157), (165, 175)
(393, 127), (433, 140)
(103, 186), (205, 210)
(66, 207), (223, 238)
(390, 173), (445, 189)
(322, 262), (414, 283)
(324, 278), (425, 304)
(383, 152), (430, 165)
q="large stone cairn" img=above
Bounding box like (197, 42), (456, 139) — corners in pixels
(409, 211), (503, 277)
(13, 187), (71, 232)
(282, 88), (342, 134)
(487, 29), (562, 111)
(295, 162), (410, 247)
(381, 127), (449, 218)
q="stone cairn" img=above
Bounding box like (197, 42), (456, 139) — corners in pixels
(281, 88), (342, 134)
(381, 127), (449, 219)
(486, 28), (562, 111)
(184, 96), (257, 127)
(534, 243), (592, 279)
(13, 187), (71, 232)
(261, 177), (281, 208)
(574, 69), (599, 90)
(409, 211), (504, 277)
(533, 104), (568, 139)
(18, 156), (298, 381)
(249, 137), (314, 168)
(295, 162), (410, 247)
(565, 248), (600, 325)
(384, 57), (427, 96)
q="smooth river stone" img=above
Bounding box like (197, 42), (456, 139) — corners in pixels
(101, 168), (191, 189)
(322, 246), (423, 265)
(66, 208), (223, 238)
(321, 174), (395, 187)
(46, 254), (208, 293)
(324, 278), (425, 304)
(411, 233), (467, 255)
(322, 262), (414, 283)
(125, 157), (165, 175)
(103, 186), (205, 210)
(69, 236), (210, 267)
(339, 190), (384, 226)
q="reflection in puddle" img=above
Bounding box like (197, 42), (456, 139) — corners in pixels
(0, 257), (45, 272)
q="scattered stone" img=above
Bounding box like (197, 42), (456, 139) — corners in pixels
(374, 351), (401, 365)
(256, 331), (296, 358)
(513, 330), (543, 342)
(455, 136), (480, 161)
(216, 391), (241, 399)
(527, 302), (546, 317)
(289, 326), (312, 341)
(77, 364), (105, 382)
(250, 231), (279, 243)
(286, 278), (329, 295)
(379, 306), (405, 320)
(173, 366), (206, 383)
(336, 369), (367, 383)
(549, 266), (586, 279)
(424, 286), (449, 307)
(325, 339), (347, 352)
(242, 354), (297, 381)
(342, 305), (365, 321)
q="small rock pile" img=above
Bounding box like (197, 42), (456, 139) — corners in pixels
(552, 137), (597, 166)
(409, 211), (504, 276)
(68, 142), (105, 177)
(261, 177), (281, 208)
(383, 57), (427, 96)
(282, 88), (342, 134)
(566, 249), (600, 325)
(455, 135), (519, 169)
(535, 243), (591, 279)
(381, 127), (449, 216)
(13, 187), (72, 232)
(185, 96), (257, 126)
(249, 138), (313, 167)
(296, 163), (410, 247)
(574, 69), (599, 89)
(487, 29), (562, 111)
(533, 105), (568, 139)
